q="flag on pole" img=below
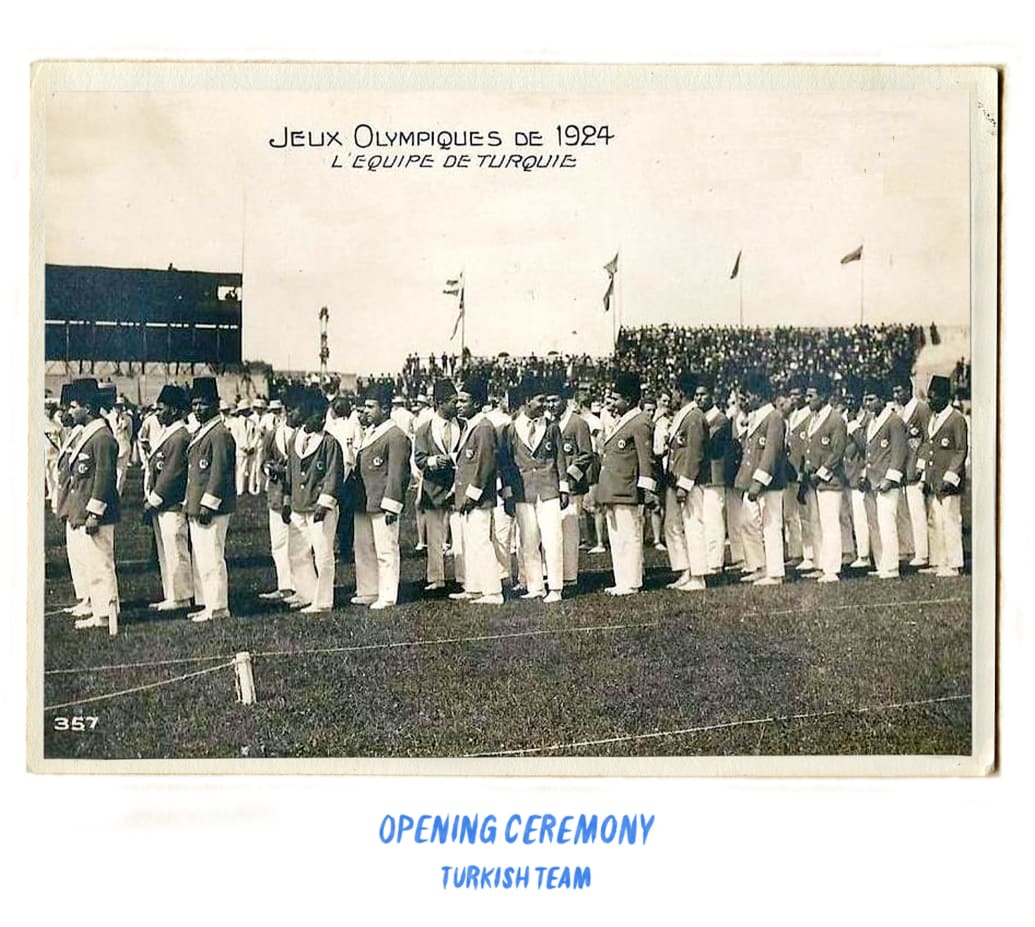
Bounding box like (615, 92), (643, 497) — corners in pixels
(730, 250), (742, 279)
(840, 245), (863, 264)
(603, 252), (618, 311)
(444, 273), (465, 340)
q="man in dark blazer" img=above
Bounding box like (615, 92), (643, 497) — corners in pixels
(860, 379), (908, 579)
(185, 376), (237, 621)
(694, 372), (735, 574)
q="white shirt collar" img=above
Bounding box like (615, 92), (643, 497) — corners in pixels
(359, 418), (396, 450)
(605, 406), (642, 443)
(559, 405), (574, 433)
(69, 417), (109, 459)
(669, 401), (695, 436)
(900, 397), (918, 423)
(807, 404), (833, 436)
(929, 404), (954, 437)
(704, 405), (721, 425)
(749, 403), (775, 435)
(188, 414), (223, 448)
(515, 412), (546, 450)
(866, 404), (893, 440)
(431, 413), (459, 453)
(152, 420), (187, 453)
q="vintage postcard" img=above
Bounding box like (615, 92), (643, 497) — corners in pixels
(27, 62), (998, 775)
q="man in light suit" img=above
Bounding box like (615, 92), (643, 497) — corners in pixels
(918, 375), (969, 577)
(185, 377), (237, 622)
(595, 372), (658, 596)
(451, 376), (504, 605)
(257, 396), (295, 602)
(799, 373), (848, 583)
(142, 384), (194, 610)
(860, 379), (908, 579)
(734, 371), (788, 586)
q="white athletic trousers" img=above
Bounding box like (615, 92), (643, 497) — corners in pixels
(248, 449), (262, 496)
(423, 508), (449, 584)
(515, 496), (564, 594)
(664, 485), (708, 578)
(604, 504), (644, 591)
(235, 452), (250, 497)
(189, 513), (231, 611)
(901, 482), (929, 562)
(153, 509), (194, 602)
(492, 502), (515, 581)
(115, 454), (130, 496)
(864, 488), (901, 575)
(461, 506), (502, 596)
(726, 487), (745, 564)
(354, 511), (400, 604)
(415, 506), (427, 546)
(839, 489), (856, 560)
(560, 494), (583, 582)
(804, 487), (843, 578)
(702, 485), (727, 572)
(927, 494), (964, 569)
(783, 483), (804, 560)
(850, 488), (870, 559)
(449, 510), (465, 585)
(289, 507), (339, 608)
(268, 508), (293, 591)
(740, 490), (785, 578)
(65, 520), (89, 601)
(67, 524), (119, 619)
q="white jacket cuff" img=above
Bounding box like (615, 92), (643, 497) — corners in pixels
(86, 498), (107, 516)
(465, 484), (483, 502)
(886, 469), (903, 483)
(147, 492), (164, 508)
(752, 468), (772, 487)
(816, 466), (832, 482)
(637, 475), (657, 493)
(502, 485), (513, 500)
(917, 457), (927, 470)
(567, 464), (584, 482)
(559, 481), (570, 495)
(943, 470), (961, 486)
(381, 496), (403, 514)
(317, 493), (339, 510)
(676, 475), (695, 492)
(201, 493), (222, 510)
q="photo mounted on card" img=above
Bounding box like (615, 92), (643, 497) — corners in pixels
(27, 62), (998, 775)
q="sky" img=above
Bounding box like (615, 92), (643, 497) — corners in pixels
(45, 81), (973, 375)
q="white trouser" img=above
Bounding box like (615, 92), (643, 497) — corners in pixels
(423, 507), (449, 584)
(461, 506), (502, 596)
(701, 485), (727, 572)
(67, 524), (119, 619)
(740, 490), (785, 578)
(560, 494), (583, 582)
(605, 504), (644, 590)
(235, 452), (251, 496)
(927, 494), (964, 569)
(448, 510), (465, 584)
(354, 511), (400, 603)
(726, 487), (745, 564)
(864, 488), (901, 575)
(901, 482), (929, 562)
(804, 487), (843, 578)
(664, 485), (708, 578)
(248, 449), (263, 495)
(65, 520), (89, 601)
(189, 513), (231, 611)
(415, 506), (427, 545)
(492, 502), (515, 581)
(649, 508), (664, 544)
(515, 496), (564, 594)
(116, 454), (130, 496)
(839, 489), (856, 560)
(289, 508), (339, 608)
(154, 508), (194, 602)
(783, 483), (804, 560)
(268, 508), (293, 591)
(850, 488), (870, 559)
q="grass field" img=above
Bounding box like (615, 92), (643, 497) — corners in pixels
(40, 467), (972, 760)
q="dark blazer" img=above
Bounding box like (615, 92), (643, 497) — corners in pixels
(64, 419), (120, 528)
(666, 403), (707, 491)
(899, 398), (933, 484)
(801, 406), (848, 491)
(557, 408), (595, 496)
(918, 408), (968, 496)
(185, 417), (237, 517)
(595, 409), (656, 505)
(354, 421), (410, 515)
(413, 414), (460, 509)
(499, 416), (567, 503)
(862, 406), (908, 487)
(261, 424), (293, 512)
(285, 428), (345, 514)
(734, 405), (788, 493)
(453, 414), (498, 509)
(146, 421), (190, 510)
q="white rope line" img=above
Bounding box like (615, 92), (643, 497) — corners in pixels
(43, 661), (235, 712)
(44, 606), (78, 617)
(463, 694), (972, 757)
(250, 621), (660, 660)
(756, 596), (968, 618)
(45, 654), (236, 676)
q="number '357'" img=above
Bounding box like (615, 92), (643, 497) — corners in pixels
(52, 716), (99, 731)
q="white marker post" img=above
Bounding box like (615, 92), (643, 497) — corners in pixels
(234, 652), (257, 705)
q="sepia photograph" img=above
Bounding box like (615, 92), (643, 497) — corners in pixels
(28, 62), (998, 772)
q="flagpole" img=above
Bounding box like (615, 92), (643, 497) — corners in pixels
(859, 244), (865, 326)
(739, 268), (744, 327)
(616, 245), (623, 348)
(460, 270), (466, 370)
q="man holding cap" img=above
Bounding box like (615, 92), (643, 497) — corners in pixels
(142, 384), (194, 610)
(63, 378), (121, 629)
(185, 377), (237, 622)
(918, 374), (969, 577)
(596, 372), (657, 596)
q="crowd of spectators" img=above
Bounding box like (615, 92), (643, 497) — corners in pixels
(358, 323), (927, 404)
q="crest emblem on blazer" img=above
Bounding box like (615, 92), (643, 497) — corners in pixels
(758, 436), (766, 448)
(820, 436), (831, 446)
(155, 458), (165, 471)
(199, 457), (209, 469)
(465, 448), (475, 459)
(545, 440), (553, 452)
(77, 461), (89, 474)
(910, 425), (921, 436)
(799, 431), (806, 440)
(372, 456), (383, 467)
(617, 438), (627, 450)
(880, 439), (889, 449)
(316, 459), (325, 472)
(563, 441), (573, 453)
(940, 437), (950, 448)
(676, 434), (686, 447)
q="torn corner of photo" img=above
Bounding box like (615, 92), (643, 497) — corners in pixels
(26, 62), (998, 778)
